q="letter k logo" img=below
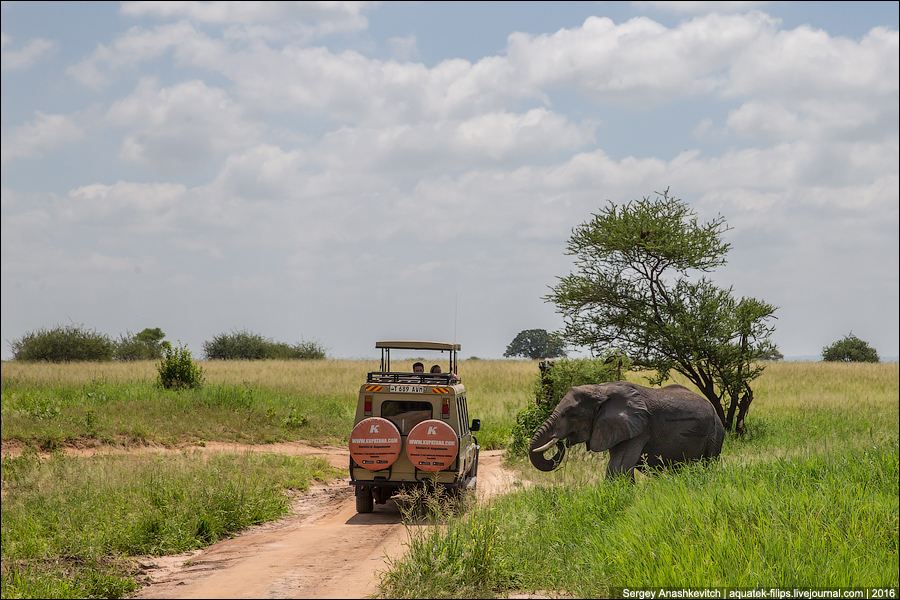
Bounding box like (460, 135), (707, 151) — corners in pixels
(369, 424), (380, 433)
(427, 426), (437, 435)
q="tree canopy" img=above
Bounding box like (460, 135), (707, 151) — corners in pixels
(545, 189), (777, 432)
(116, 327), (167, 361)
(504, 329), (567, 360)
(822, 334), (879, 363)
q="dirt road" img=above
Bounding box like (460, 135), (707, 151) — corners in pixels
(135, 446), (516, 599)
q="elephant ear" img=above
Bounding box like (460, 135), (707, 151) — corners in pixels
(588, 386), (650, 452)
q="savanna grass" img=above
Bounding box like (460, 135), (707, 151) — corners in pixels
(1, 361), (364, 448)
(1, 450), (338, 598)
(380, 361), (899, 597)
(0, 357), (537, 597)
(1, 358), (537, 450)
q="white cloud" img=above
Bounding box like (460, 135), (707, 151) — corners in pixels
(1, 112), (84, 164)
(0, 32), (55, 70)
(728, 25), (899, 98)
(106, 78), (263, 173)
(2, 4), (897, 359)
(724, 25), (899, 141)
(120, 1), (371, 40)
(65, 181), (187, 222)
(313, 108), (595, 173)
(121, 1), (370, 25)
(67, 21), (216, 87)
(505, 13), (777, 104)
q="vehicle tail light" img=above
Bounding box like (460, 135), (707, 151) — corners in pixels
(442, 398), (450, 419)
(364, 396), (372, 416)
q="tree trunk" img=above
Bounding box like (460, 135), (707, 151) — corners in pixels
(725, 389), (738, 430)
(734, 387), (753, 435)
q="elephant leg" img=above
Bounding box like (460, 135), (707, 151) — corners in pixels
(606, 436), (648, 480)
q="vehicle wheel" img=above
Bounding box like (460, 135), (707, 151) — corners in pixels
(356, 490), (374, 513)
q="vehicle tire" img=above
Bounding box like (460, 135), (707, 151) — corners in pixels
(356, 490), (374, 513)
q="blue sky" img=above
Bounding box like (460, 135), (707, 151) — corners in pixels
(2, 1), (898, 361)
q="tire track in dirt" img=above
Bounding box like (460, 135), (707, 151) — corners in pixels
(133, 448), (515, 599)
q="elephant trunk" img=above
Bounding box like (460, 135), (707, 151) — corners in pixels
(529, 419), (566, 472)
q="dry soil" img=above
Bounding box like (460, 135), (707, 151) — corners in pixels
(130, 444), (517, 599)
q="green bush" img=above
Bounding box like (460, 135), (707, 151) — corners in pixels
(822, 333), (880, 363)
(508, 355), (630, 456)
(288, 340), (327, 360)
(203, 330), (326, 360)
(157, 343), (204, 390)
(115, 328), (167, 361)
(508, 403), (556, 457)
(10, 325), (114, 362)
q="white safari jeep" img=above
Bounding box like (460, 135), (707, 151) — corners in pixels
(349, 340), (480, 513)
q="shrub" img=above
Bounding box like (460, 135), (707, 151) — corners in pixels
(203, 330), (269, 360)
(203, 330), (326, 360)
(10, 324), (114, 362)
(289, 340), (327, 360)
(822, 334), (880, 363)
(115, 328), (167, 361)
(157, 342), (204, 389)
(532, 354), (630, 410)
(508, 355), (629, 456)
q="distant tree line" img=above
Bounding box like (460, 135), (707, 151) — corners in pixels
(8, 325), (326, 362)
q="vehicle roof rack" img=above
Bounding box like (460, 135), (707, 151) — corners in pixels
(375, 340), (460, 351)
(374, 340), (460, 374)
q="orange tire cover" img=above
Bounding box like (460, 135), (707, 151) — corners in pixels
(349, 417), (402, 470)
(406, 419), (459, 472)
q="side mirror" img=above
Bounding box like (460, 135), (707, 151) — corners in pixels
(470, 419), (481, 432)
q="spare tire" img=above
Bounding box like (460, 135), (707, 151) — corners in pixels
(406, 419), (459, 472)
(349, 417), (402, 470)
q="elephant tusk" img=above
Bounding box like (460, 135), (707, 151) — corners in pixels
(532, 437), (560, 454)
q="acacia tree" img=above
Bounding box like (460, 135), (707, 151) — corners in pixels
(545, 190), (777, 432)
(822, 334), (879, 362)
(504, 329), (567, 359)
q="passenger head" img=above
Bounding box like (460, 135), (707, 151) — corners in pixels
(430, 365), (442, 373)
(412, 362), (425, 373)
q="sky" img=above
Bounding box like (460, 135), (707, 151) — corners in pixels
(2, 1), (898, 362)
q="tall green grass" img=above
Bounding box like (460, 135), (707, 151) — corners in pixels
(379, 362), (900, 597)
(1, 450), (337, 598)
(1, 379), (356, 449)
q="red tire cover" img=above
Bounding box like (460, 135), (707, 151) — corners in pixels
(406, 419), (459, 472)
(349, 417), (402, 470)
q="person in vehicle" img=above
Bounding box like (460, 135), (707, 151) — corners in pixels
(431, 363), (461, 383)
(413, 362), (425, 373)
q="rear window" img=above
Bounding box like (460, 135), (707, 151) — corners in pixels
(381, 400), (433, 435)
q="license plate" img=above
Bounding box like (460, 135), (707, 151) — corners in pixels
(390, 385), (425, 394)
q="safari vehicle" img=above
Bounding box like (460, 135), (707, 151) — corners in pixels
(349, 341), (480, 513)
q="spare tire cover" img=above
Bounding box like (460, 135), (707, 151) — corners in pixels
(406, 419), (459, 472)
(349, 417), (402, 470)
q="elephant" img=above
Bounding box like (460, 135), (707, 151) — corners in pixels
(529, 381), (724, 479)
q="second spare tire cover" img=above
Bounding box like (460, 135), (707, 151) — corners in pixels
(349, 417), (402, 470)
(406, 419), (459, 472)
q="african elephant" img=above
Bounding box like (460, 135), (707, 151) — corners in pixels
(529, 382), (724, 479)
